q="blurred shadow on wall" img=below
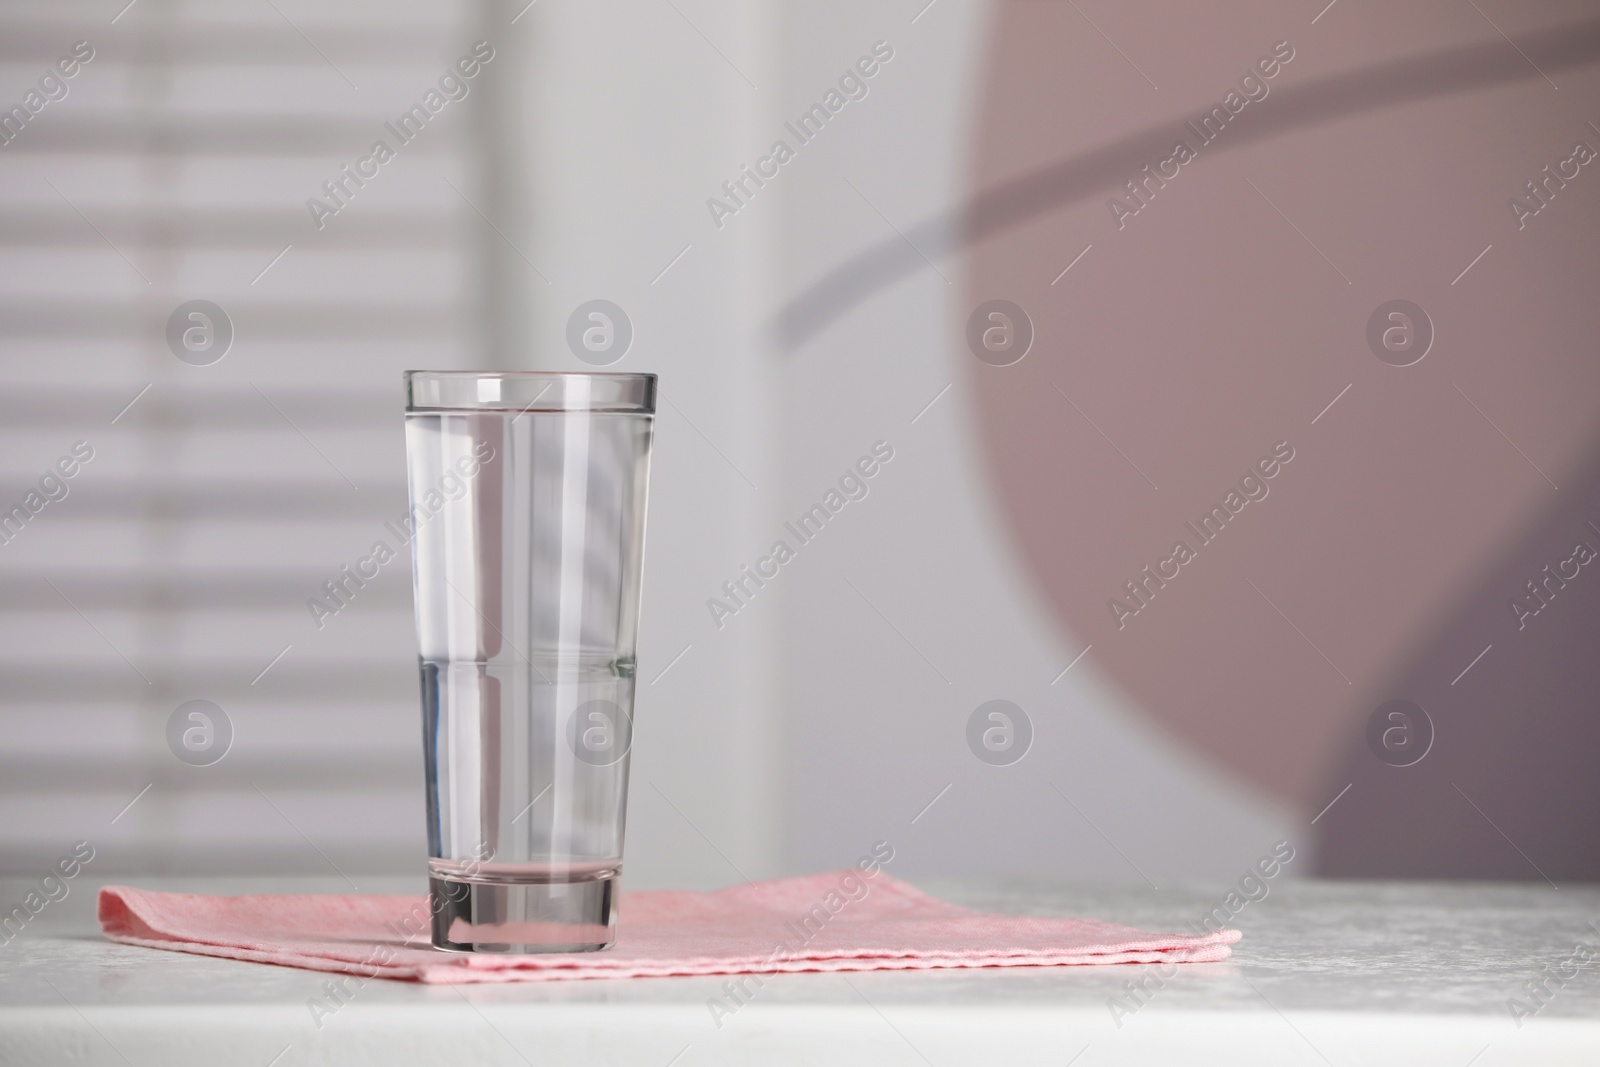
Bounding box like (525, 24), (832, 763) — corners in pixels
(776, 7), (1600, 881)
(1313, 435), (1600, 882)
(773, 17), (1600, 350)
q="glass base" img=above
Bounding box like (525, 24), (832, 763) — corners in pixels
(429, 871), (618, 954)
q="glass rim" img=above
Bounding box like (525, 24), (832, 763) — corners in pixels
(405, 370), (656, 414)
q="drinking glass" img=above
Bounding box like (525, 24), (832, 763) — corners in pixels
(403, 371), (655, 953)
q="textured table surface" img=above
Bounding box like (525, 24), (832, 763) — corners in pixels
(1, 874), (1596, 1065)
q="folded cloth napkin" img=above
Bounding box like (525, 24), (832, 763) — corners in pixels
(99, 871), (1239, 984)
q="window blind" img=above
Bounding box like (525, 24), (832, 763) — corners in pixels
(0, 0), (490, 877)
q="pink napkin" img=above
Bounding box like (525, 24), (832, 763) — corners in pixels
(99, 871), (1239, 984)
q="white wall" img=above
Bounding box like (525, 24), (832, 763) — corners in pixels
(489, 0), (783, 887)
(766, 0), (1293, 883)
(448, 0), (1294, 887)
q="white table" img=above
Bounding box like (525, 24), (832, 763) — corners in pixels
(2, 875), (1596, 1065)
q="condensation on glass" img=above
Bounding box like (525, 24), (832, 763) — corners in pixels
(404, 371), (654, 953)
